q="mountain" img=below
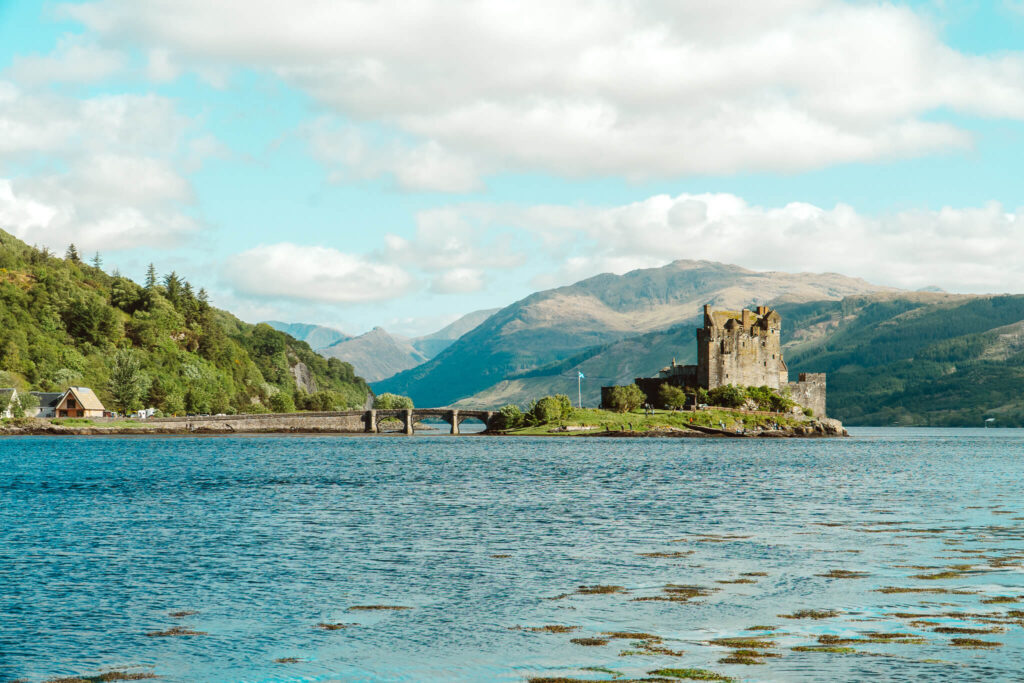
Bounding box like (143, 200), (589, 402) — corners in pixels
(265, 321), (349, 350)
(318, 327), (429, 383)
(264, 310), (499, 383)
(463, 291), (1024, 427)
(775, 293), (1024, 426)
(374, 260), (895, 407)
(0, 229), (369, 413)
(411, 308), (500, 358)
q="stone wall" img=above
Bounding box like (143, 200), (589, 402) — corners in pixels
(148, 411), (370, 432)
(785, 373), (827, 418)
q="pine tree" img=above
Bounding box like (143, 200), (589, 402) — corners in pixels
(163, 271), (181, 303)
(91, 252), (103, 269)
(65, 244), (80, 263)
(145, 263), (158, 289)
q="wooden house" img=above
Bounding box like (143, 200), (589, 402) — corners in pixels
(55, 387), (106, 418)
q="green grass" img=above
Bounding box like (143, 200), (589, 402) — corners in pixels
(503, 407), (805, 436)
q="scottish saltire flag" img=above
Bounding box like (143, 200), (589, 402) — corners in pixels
(578, 371), (585, 379)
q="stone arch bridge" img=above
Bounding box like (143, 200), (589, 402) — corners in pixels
(370, 408), (496, 434)
(148, 408), (498, 434)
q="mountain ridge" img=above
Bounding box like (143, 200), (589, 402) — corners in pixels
(374, 259), (896, 406)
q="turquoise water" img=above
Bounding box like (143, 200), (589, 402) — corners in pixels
(2, 429), (1023, 682)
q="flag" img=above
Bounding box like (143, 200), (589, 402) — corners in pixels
(578, 371), (585, 379)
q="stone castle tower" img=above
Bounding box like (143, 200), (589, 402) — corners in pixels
(697, 305), (788, 390)
(624, 304), (827, 417)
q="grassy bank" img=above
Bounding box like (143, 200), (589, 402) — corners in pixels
(502, 407), (806, 436)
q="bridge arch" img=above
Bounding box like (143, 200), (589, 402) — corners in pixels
(362, 408), (495, 434)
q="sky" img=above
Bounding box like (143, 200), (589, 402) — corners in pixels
(2, 1), (1024, 336)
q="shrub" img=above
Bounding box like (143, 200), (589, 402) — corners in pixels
(604, 384), (646, 413)
(495, 404), (524, 430)
(658, 384), (688, 409)
(530, 394), (573, 424)
(373, 392), (414, 410)
(269, 391), (296, 413)
(707, 384), (745, 408)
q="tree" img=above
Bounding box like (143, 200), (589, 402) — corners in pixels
(373, 392), (414, 409)
(658, 383), (688, 409)
(604, 384), (645, 413)
(495, 404), (524, 430)
(13, 392), (38, 418)
(145, 263), (158, 289)
(197, 288), (210, 311)
(91, 252), (103, 270)
(162, 271), (182, 303)
(529, 394), (573, 424)
(107, 349), (148, 414)
(65, 244), (80, 263)
(707, 384), (745, 408)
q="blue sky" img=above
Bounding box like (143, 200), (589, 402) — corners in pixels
(2, 1), (1024, 336)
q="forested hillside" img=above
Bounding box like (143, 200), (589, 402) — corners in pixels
(776, 294), (1024, 426)
(0, 230), (369, 415)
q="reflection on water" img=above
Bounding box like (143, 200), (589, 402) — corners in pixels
(1, 428), (1023, 682)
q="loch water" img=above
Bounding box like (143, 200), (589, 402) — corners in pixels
(2, 429), (1024, 682)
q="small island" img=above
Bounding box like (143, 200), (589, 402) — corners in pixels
(493, 304), (846, 438)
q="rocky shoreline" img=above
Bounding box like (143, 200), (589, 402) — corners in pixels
(1, 417), (848, 437)
(579, 418), (848, 438)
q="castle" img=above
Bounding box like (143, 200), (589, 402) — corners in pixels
(625, 305), (826, 416)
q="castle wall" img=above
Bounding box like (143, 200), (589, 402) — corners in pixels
(786, 373), (826, 417)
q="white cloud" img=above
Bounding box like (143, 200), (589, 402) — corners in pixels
(223, 243), (415, 303)
(439, 193), (1024, 293)
(0, 82), (202, 251)
(303, 120), (482, 192)
(6, 36), (125, 85)
(381, 205), (527, 273)
(62, 0), (1024, 181)
(146, 48), (180, 82)
(0, 178), (198, 251)
(72, 154), (191, 204)
(430, 268), (485, 294)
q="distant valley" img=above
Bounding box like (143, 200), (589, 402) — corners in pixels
(266, 308), (497, 383)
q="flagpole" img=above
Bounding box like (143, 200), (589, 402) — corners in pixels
(577, 372), (582, 408)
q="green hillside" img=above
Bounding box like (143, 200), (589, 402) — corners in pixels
(454, 321), (700, 408)
(775, 294), (1024, 426)
(0, 230), (369, 414)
